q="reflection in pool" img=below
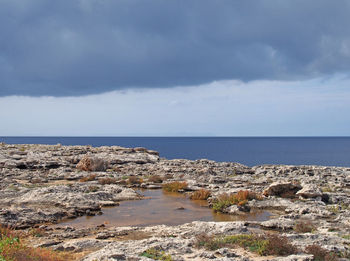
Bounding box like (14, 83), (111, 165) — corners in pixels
(56, 189), (273, 228)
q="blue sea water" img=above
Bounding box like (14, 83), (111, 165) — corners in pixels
(0, 137), (349, 167)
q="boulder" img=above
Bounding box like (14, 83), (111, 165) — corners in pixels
(76, 156), (108, 172)
(296, 184), (323, 198)
(224, 204), (250, 214)
(263, 182), (302, 197)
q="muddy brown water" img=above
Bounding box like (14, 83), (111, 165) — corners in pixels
(56, 190), (273, 228)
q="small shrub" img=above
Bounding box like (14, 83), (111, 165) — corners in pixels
(0, 226), (71, 261)
(195, 233), (298, 256)
(327, 205), (340, 214)
(190, 189), (211, 200)
(294, 220), (316, 233)
(194, 234), (222, 251)
(98, 177), (117, 185)
(339, 250), (350, 259)
(321, 186), (335, 193)
(19, 146), (26, 152)
(263, 234), (298, 256)
(223, 234), (269, 256)
(79, 174), (96, 182)
(162, 181), (188, 192)
(212, 190), (262, 212)
(305, 244), (338, 261)
(342, 234), (350, 240)
(148, 175), (163, 183)
(127, 176), (143, 185)
(340, 203), (350, 210)
(140, 248), (173, 261)
(28, 228), (46, 238)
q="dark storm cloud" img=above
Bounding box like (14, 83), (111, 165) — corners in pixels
(1, 0), (350, 96)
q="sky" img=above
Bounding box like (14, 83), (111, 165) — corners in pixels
(1, 0), (350, 136)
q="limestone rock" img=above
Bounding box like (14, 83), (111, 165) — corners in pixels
(76, 156), (108, 171)
(263, 182), (302, 197)
(273, 254), (314, 261)
(296, 184), (323, 198)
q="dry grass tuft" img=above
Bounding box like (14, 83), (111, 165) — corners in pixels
(190, 189), (211, 200)
(148, 175), (163, 183)
(98, 177), (117, 185)
(79, 174), (96, 182)
(294, 220), (316, 233)
(305, 244), (338, 261)
(195, 233), (298, 256)
(0, 226), (73, 261)
(163, 181), (188, 192)
(127, 176), (143, 185)
(212, 190), (262, 212)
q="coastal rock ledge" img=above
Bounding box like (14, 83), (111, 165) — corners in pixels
(0, 143), (349, 260)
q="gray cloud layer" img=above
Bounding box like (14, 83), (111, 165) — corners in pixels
(1, 0), (350, 96)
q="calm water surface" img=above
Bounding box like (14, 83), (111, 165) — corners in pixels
(55, 190), (272, 228)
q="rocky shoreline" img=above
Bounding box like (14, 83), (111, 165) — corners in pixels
(0, 143), (349, 260)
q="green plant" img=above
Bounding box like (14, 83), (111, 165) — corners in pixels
(340, 203), (350, 210)
(195, 233), (298, 256)
(321, 186), (335, 193)
(190, 189), (211, 200)
(140, 248), (173, 261)
(327, 205), (340, 214)
(341, 234), (350, 240)
(162, 181), (188, 192)
(223, 234), (269, 256)
(194, 234), (222, 251)
(0, 226), (71, 261)
(28, 228), (46, 238)
(19, 146), (27, 152)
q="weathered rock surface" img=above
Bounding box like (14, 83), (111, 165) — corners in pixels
(263, 182), (302, 197)
(0, 143), (349, 260)
(295, 184), (323, 198)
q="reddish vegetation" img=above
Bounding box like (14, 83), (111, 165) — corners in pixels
(163, 181), (188, 192)
(127, 176), (143, 185)
(190, 189), (211, 200)
(305, 245), (338, 261)
(0, 226), (73, 261)
(213, 190), (262, 212)
(221, 190), (261, 205)
(98, 177), (117, 185)
(79, 174), (96, 182)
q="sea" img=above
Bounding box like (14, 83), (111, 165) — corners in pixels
(0, 137), (349, 167)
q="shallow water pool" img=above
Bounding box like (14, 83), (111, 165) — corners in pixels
(56, 189), (273, 228)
